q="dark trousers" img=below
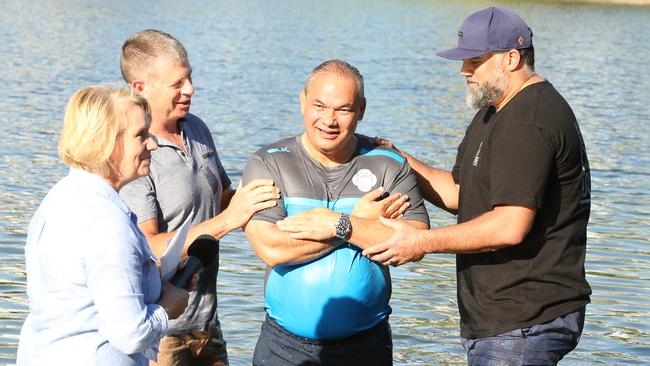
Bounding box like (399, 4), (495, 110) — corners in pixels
(462, 306), (586, 366)
(253, 315), (392, 366)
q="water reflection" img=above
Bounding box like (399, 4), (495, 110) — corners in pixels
(1, 0), (650, 364)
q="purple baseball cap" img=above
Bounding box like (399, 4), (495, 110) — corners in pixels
(436, 7), (533, 60)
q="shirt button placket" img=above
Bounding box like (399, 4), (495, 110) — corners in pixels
(179, 150), (191, 167)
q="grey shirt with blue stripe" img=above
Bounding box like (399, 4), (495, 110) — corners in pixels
(242, 134), (429, 340)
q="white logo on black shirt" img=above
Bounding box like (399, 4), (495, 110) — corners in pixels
(473, 142), (483, 167)
(352, 169), (377, 192)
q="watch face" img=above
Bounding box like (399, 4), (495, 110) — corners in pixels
(336, 214), (352, 239)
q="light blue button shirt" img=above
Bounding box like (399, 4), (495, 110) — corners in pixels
(17, 168), (168, 366)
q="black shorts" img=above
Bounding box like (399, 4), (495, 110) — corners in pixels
(252, 314), (392, 366)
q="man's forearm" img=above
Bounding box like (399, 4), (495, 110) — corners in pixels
(420, 206), (534, 254)
(348, 216), (429, 249)
(143, 213), (237, 259)
(245, 221), (341, 267)
(220, 186), (236, 212)
(274, 207), (430, 253)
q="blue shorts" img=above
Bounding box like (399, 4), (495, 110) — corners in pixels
(462, 306), (586, 366)
(253, 314), (392, 366)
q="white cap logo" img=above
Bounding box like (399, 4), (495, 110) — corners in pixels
(352, 169), (377, 192)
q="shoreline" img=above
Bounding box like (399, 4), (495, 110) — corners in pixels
(548, 0), (650, 5)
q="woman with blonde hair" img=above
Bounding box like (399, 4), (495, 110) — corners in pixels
(17, 86), (189, 365)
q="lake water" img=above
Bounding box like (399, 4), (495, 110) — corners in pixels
(1, 0), (649, 364)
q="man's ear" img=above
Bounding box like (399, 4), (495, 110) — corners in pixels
(299, 90), (306, 115)
(357, 97), (367, 121)
(131, 79), (146, 94)
(505, 49), (522, 72)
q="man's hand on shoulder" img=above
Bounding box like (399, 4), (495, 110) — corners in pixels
(370, 136), (407, 159)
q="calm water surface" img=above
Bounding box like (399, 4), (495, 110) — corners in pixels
(1, 1), (649, 365)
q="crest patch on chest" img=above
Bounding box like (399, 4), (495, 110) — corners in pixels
(352, 169), (377, 192)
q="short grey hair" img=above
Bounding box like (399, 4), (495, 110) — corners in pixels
(303, 60), (364, 104)
(120, 29), (189, 83)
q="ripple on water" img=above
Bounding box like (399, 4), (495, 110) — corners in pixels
(1, 1), (650, 364)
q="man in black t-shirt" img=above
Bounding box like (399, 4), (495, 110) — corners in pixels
(364, 7), (591, 365)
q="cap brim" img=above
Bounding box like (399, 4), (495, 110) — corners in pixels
(436, 47), (490, 60)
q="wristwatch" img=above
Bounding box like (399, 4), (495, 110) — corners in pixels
(335, 213), (352, 240)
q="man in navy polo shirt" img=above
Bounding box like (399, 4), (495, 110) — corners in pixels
(365, 7), (592, 365)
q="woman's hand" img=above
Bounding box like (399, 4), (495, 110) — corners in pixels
(157, 282), (189, 320)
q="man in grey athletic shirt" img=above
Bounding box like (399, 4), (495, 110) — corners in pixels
(242, 60), (430, 365)
(119, 30), (279, 366)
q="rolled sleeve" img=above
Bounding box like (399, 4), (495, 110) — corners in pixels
(145, 303), (169, 340)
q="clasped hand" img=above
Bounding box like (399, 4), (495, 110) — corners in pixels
(362, 216), (426, 267)
(275, 187), (409, 241)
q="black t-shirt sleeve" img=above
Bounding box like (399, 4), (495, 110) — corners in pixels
(452, 127), (471, 185)
(489, 125), (554, 209)
(242, 153), (286, 223)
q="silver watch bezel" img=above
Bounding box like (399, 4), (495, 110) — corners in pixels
(335, 213), (352, 239)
